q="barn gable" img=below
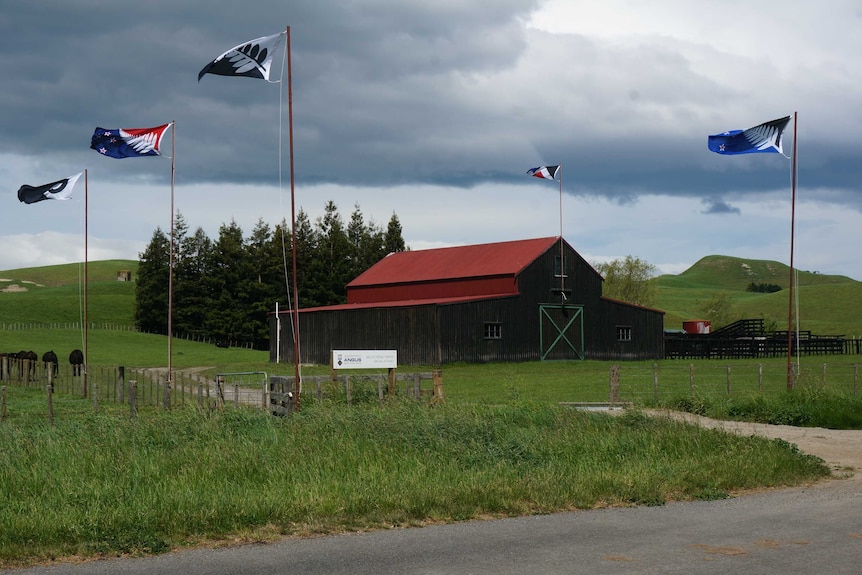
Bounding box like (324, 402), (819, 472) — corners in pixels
(271, 236), (664, 365)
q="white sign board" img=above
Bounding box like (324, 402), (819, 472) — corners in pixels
(332, 350), (398, 370)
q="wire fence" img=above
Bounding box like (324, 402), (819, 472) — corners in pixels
(612, 361), (860, 404)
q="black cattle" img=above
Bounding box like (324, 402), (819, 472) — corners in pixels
(69, 349), (84, 376)
(42, 350), (59, 377)
(16, 350), (38, 379)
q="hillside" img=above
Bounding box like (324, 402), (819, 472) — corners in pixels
(0, 260), (138, 325)
(2, 256), (861, 341)
(655, 255), (862, 337)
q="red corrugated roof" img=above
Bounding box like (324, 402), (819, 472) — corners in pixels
(296, 293), (519, 313)
(348, 236), (560, 287)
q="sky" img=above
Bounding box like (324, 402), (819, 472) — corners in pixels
(2, 0), (861, 281)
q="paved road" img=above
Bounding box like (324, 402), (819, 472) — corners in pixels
(7, 476), (860, 575)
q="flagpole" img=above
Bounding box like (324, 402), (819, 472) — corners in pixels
(84, 169), (89, 398)
(558, 164), (565, 304)
(168, 121), (175, 388)
(286, 25), (302, 411)
(786, 111), (798, 390)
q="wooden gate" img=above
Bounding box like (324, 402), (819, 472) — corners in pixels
(539, 304), (584, 360)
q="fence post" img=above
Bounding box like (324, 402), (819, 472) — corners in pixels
(652, 363), (658, 403)
(726, 366), (731, 397)
(129, 380), (138, 418)
(758, 364), (763, 393)
(608, 365), (620, 404)
(854, 364), (858, 397)
(432, 369), (444, 403)
(234, 383), (239, 407)
(377, 377), (384, 406)
(1, 386), (5, 422)
(821, 363), (827, 388)
(164, 377), (172, 410)
(93, 381), (99, 414)
(47, 382), (54, 426)
(689, 364), (694, 396)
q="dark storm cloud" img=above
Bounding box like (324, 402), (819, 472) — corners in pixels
(1, 0), (861, 212)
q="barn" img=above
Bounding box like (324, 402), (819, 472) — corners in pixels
(270, 236), (665, 365)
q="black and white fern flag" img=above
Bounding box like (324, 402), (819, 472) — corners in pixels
(17, 172), (83, 204)
(198, 32), (284, 82)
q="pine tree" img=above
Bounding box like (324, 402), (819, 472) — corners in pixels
(135, 228), (170, 333)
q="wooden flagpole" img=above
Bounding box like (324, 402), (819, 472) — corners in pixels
(286, 25), (302, 410)
(786, 111), (798, 390)
(168, 121), (176, 387)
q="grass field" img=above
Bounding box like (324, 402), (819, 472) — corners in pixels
(0, 400), (830, 567)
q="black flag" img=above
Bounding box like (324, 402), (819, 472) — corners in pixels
(17, 172), (82, 204)
(198, 32), (284, 82)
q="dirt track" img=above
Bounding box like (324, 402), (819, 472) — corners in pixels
(643, 409), (862, 484)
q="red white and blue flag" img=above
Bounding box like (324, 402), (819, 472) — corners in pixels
(90, 124), (171, 159)
(527, 165), (560, 180)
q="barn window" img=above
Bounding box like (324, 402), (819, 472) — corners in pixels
(616, 326), (632, 342)
(554, 254), (568, 278)
(484, 322), (502, 339)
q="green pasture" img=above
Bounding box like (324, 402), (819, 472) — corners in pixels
(0, 401), (830, 568)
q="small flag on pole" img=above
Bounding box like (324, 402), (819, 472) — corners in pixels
(708, 116), (791, 155)
(198, 32), (284, 82)
(527, 165), (560, 180)
(90, 125), (171, 159)
(17, 172), (83, 204)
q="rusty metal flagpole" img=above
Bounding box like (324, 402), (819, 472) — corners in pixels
(84, 168), (88, 398)
(168, 121), (175, 388)
(786, 111), (798, 390)
(286, 26), (302, 411)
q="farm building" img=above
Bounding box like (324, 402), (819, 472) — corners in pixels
(269, 236), (665, 365)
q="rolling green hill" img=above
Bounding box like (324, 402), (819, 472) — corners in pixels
(1, 256), (860, 343)
(0, 260), (138, 325)
(656, 255), (862, 337)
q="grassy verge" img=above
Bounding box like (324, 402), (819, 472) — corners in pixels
(0, 400), (829, 567)
(655, 384), (862, 429)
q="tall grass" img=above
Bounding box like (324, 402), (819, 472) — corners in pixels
(0, 402), (828, 566)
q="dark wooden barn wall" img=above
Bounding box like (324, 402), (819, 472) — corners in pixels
(585, 299), (665, 360)
(273, 305), (443, 366)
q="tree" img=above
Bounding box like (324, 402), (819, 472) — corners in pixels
(135, 228), (170, 333)
(205, 220), (250, 345)
(698, 292), (734, 329)
(384, 212), (407, 254)
(173, 219), (213, 339)
(313, 201), (353, 306)
(594, 256), (657, 307)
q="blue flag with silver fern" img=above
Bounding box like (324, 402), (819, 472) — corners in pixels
(708, 116), (791, 155)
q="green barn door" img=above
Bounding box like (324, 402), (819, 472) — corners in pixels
(539, 305), (584, 360)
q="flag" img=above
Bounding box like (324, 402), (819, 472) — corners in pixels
(17, 172), (83, 204)
(90, 124), (171, 159)
(198, 32), (284, 82)
(708, 116), (791, 155)
(527, 165), (560, 180)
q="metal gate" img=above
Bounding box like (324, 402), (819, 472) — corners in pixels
(539, 304), (584, 360)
